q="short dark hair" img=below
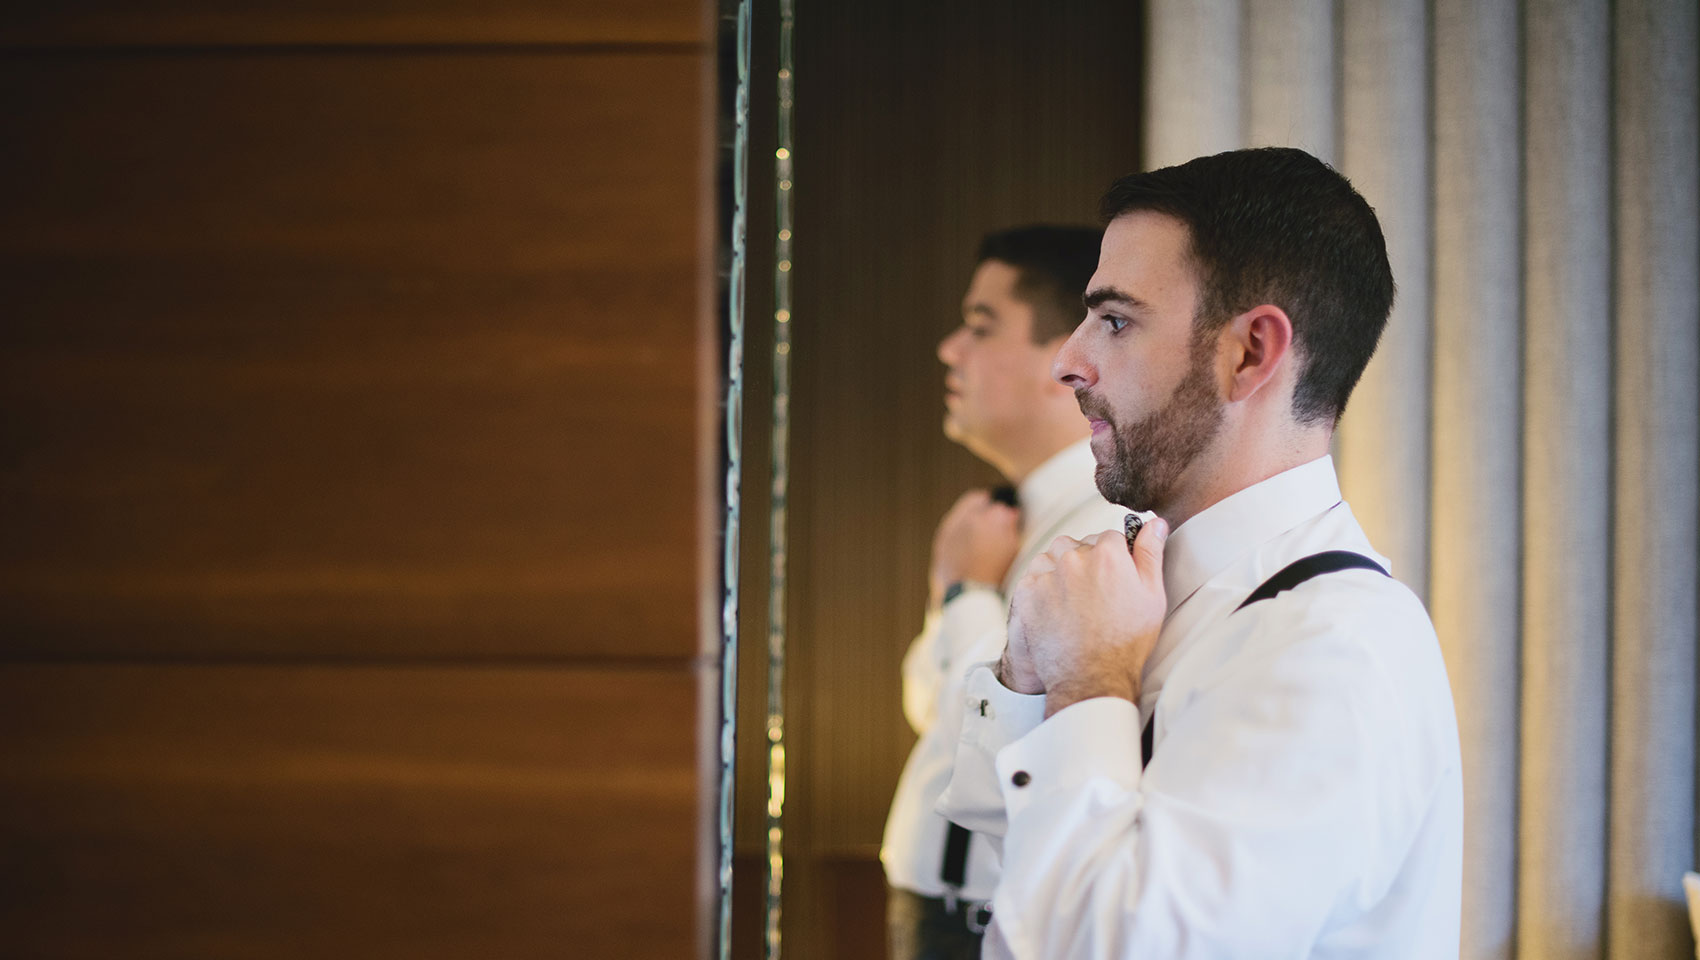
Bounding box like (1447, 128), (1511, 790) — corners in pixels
(1098, 147), (1395, 425)
(976, 225), (1102, 343)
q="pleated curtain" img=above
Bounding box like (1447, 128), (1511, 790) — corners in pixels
(1143, 1), (1700, 957)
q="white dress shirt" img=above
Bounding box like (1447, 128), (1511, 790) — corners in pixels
(881, 438), (1129, 900)
(937, 455), (1463, 958)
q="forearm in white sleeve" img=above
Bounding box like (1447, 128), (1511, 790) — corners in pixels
(935, 663), (1047, 843)
(984, 635), (1403, 960)
(902, 590), (1007, 736)
(899, 612), (943, 734)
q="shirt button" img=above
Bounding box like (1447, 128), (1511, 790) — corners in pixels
(1011, 771), (1031, 787)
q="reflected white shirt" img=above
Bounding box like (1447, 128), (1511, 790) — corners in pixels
(881, 438), (1128, 899)
(937, 456), (1463, 958)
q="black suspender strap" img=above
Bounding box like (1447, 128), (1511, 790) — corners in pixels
(1142, 551), (1389, 771)
(940, 821), (972, 891)
(1233, 550), (1388, 612)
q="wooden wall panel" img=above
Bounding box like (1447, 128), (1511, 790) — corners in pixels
(1, 4), (717, 957)
(0, 52), (702, 661)
(0, 2), (705, 47)
(0, 664), (697, 960)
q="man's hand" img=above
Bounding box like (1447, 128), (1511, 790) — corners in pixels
(928, 489), (1022, 607)
(999, 518), (1170, 715)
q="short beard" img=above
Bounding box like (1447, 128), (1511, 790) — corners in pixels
(1086, 331), (1225, 512)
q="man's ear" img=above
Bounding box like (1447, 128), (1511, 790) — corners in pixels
(1221, 304), (1293, 404)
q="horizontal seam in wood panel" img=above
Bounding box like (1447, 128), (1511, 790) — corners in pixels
(0, 653), (724, 671)
(0, 41), (706, 58)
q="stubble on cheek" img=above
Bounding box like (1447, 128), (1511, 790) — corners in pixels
(1091, 339), (1224, 512)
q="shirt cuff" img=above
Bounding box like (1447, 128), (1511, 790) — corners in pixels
(937, 587), (1005, 664)
(935, 662), (1047, 837)
(994, 696), (1143, 826)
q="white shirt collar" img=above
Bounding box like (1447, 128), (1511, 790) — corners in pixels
(1161, 454), (1344, 615)
(1017, 438), (1101, 538)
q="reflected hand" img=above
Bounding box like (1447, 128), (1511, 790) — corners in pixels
(929, 489), (1022, 606)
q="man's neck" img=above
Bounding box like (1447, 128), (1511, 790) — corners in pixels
(992, 426), (1090, 485)
(1159, 428), (1334, 530)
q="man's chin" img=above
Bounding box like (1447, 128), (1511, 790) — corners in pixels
(1093, 462), (1144, 511)
(943, 414), (965, 444)
(1092, 461), (1119, 503)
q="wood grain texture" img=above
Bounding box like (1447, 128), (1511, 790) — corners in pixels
(0, 663), (698, 960)
(0, 1), (705, 48)
(0, 52), (706, 661)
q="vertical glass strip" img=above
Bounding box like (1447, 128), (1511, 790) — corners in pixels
(764, 0), (796, 957)
(716, 2), (752, 959)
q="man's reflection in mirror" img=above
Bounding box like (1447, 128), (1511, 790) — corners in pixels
(881, 226), (1130, 960)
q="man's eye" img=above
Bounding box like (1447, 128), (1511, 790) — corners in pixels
(968, 325), (992, 338)
(1102, 314), (1128, 333)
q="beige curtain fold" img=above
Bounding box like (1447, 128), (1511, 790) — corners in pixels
(1143, 1), (1700, 957)
(1146, 0), (1243, 168)
(1337, 0), (1433, 604)
(1244, 0), (1336, 163)
(1432, 0), (1522, 955)
(1520, 2), (1615, 956)
(1609, 1), (1700, 958)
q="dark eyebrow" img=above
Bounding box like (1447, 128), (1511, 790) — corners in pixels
(1083, 287), (1147, 311)
(963, 302), (997, 319)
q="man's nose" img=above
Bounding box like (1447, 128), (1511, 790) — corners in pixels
(1052, 328), (1096, 389)
(938, 326), (965, 366)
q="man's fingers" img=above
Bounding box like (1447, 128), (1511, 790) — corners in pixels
(1046, 534), (1082, 559)
(1023, 551), (1057, 578)
(1131, 516), (1171, 579)
(951, 489), (992, 514)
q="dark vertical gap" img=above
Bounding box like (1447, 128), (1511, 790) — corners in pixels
(1240, 0), (1254, 147)
(1326, 0), (1339, 165)
(1600, 0), (1621, 952)
(1422, 0), (1440, 615)
(1511, 0), (1530, 954)
(1327, 0), (1348, 474)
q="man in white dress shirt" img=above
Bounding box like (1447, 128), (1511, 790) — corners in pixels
(938, 148), (1463, 958)
(882, 226), (1129, 960)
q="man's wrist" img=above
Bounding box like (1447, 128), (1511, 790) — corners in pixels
(1042, 676), (1140, 719)
(941, 579), (998, 607)
(994, 651), (1044, 695)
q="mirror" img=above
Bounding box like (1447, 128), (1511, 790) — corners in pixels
(725, 2), (1147, 956)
